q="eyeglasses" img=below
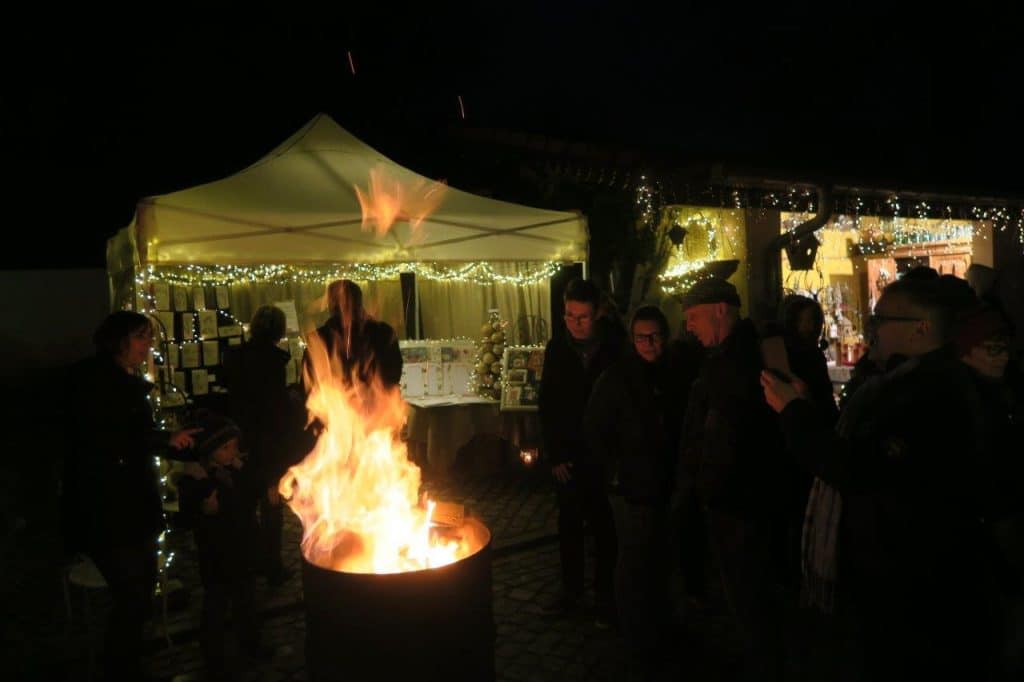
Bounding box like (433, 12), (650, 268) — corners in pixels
(633, 332), (664, 345)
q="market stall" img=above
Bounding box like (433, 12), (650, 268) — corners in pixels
(107, 114), (585, 470)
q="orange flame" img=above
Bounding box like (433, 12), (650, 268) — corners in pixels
(279, 330), (477, 573)
(354, 166), (447, 237)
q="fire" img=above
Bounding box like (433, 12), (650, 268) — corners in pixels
(354, 165), (447, 237)
(279, 330), (472, 574)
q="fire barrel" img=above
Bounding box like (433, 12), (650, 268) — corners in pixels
(301, 518), (495, 682)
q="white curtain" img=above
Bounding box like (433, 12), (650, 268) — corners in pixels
(417, 263), (551, 343)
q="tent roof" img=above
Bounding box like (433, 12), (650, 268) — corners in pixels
(132, 114), (587, 265)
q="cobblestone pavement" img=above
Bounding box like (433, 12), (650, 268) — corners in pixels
(10, 465), (860, 681)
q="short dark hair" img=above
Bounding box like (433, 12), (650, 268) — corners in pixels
(630, 305), (669, 339)
(94, 310), (151, 358)
(563, 278), (600, 309)
(900, 265), (939, 282)
(883, 276), (978, 342)
(250, 305), (287, 343)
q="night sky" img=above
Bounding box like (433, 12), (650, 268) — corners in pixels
(4, 6), (1020, 269)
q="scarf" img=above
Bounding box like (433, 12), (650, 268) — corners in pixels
(800, 357), (918, 612)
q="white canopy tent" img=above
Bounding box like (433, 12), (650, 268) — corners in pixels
(108, 114), (586, 338)
(111, 113), (585, 266)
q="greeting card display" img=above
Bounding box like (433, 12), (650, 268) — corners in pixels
(499, 346), (544, 411)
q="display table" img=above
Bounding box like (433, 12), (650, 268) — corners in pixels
(405, 396), (538, 474)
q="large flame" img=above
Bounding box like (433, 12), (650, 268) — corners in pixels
(279, 331), (473, 573)
(354, 165), (447, 237)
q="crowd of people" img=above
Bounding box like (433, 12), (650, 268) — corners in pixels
(60, 268), (1021, 680)
(61, 279), (400, 680)
(538, 271), (1023, 681)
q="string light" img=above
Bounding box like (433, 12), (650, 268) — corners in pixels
(658, 259), (712, 295)
(139, 261), (563, 288)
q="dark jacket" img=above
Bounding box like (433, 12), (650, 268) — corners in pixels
(786, 340), (839, 426)
(538, 317), (626, 468)
(839, 352), (882, 411)
(62, 355), (190, 552)
(585, 351), (684, 504)
(969, 364), (1024, 591)
(223, 340), (297, 485)
(779, 346), (993, 625)
(778, 346), (995, 667)
(305, 316), (403, 389)
(177, 459), (261, 585)
(679, 318), (786, 517)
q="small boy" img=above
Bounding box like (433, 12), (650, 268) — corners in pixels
(177, 410), (273, 677)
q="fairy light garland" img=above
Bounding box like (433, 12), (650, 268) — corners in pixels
(658, 259), (714, 296)
(140, 261), (564, 288)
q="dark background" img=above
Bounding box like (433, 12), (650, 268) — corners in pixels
(3, 5), (1020, 268)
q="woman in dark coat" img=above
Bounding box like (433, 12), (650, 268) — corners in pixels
(63, 311), (199, 679)
(223, 305), (298, 585)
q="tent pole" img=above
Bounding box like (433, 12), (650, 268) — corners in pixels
(413, 274), (421, 339)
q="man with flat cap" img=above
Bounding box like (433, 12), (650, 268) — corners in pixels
(676, 277), (786, 681)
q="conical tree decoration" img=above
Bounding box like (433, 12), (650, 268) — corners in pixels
(472, 309), (507, 400)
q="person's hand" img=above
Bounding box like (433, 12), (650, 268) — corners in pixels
(201, 489), (219, 515)
(267, 486), (281, 506)
(552, 462), (573, 484)
(760, 370), (803, 413)
(169, 428), (202, 450)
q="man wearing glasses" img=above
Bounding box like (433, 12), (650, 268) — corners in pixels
(537, 278), (625, 627)
(761, 276), (997, 680)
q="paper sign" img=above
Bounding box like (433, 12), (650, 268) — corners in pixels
(192, 287), (207, 311)
(173, 286), (189, 311)
(181, 343), (200, 369)
(173, 371), (187, 391)
(215, 286), (230, 309)
(228, 336), (242, 346)
(152, 282), (171, 311)
(179, 313), (195, 339)
(401, 363), (426, 398)
(155, 312), (175, 340)
(448, 363), (473, 396)
(218, 324), (242, 338)
(198, 311), (219, 339)
(274, 301), (300, 333)
(191, 369), (209, 395)
(202, 341), (219, 366)
(285, 360), (298, 385)
(167, 344), (180, 368)
(426, 362), (445, 396)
